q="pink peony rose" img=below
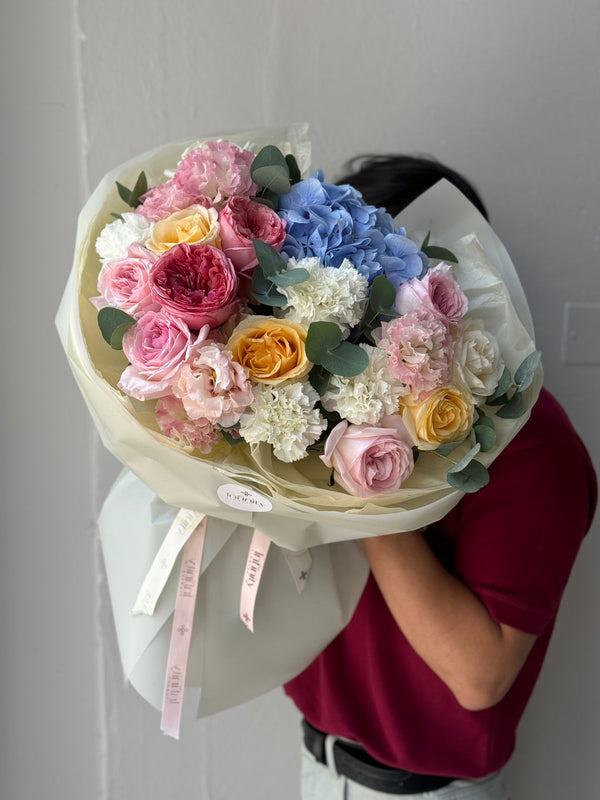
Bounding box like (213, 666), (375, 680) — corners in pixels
(149, 243), (239, 330)
(173, 341), (253, 427)
(118, 310), (193, 400)
(321, 418), (414, 497)
(138, 179), (210, 221)
(173, 141), (257, 205)
(218, 196), (286, 275)
(155, 395), (220, 453)
(376, 309), (453, 401)
(395, 263), (468, 323)
(91, 243), (158, 316)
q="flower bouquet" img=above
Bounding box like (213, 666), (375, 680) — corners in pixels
(57, 124), (542, 735)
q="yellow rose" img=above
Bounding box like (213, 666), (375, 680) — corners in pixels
(146, 205), (220, 254)
(401, 385), (475, 450)
(226, 316), (311, 384)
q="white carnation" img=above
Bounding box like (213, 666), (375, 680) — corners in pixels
(95, 212), (153, 262)
(321, 343), (406, 425)
(239, 382), (327, 462)
(452, 317), (504, 399)
(281, 257), (369, 336)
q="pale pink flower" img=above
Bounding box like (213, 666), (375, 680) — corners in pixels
(174, 141), (256, 204)
(321, 417), (414, 497)
(155, 395), (220, 453)
(395, 263), (468, 323)
(173, 342), (253, 427)
(376, 309), (452, 401)
(138, 179), (210, 221)
(218, 196), (286, 275)
(118, 310), (193, 400)
(91, 243), (158, 316)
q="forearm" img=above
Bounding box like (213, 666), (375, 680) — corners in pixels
(362, 531), (535, 710)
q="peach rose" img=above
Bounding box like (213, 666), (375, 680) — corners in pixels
(146, 205), (220, 254)
(226, 315), (310, 384)
(401, 384), (475, 450)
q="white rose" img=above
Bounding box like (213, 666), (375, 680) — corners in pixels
(452, 317), (504, 399)
(95, 212), (153, 262)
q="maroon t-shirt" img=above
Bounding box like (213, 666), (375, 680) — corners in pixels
(284, 388), (597, 778)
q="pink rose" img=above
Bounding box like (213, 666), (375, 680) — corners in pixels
(395, 263), (468, 323)
(376, 309), (452, 401)
(91, 243), (158, 316)
(321, 418), (414, 497)
(149, 243), (239, 330)
(218, 196), (286, 275)
(173, 341), (253, 427)
(173, 141), (257, 205)
(139, 179), (210, 221)
(155, 395), (220, 453)
(118, 310), (193, 400)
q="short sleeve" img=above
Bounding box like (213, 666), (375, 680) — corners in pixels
(454, 400), (597, 636)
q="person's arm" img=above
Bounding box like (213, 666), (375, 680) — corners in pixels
(362, 530), (536, 711)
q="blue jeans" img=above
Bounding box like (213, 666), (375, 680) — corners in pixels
(301, 742), (510, 800)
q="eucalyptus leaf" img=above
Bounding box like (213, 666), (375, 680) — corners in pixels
(447, 442), (481, 474)
(309, 366), (332, 396)
(422, 245), (458, 263)
(514, 350), (542, 392)
(368, 275), (397, 312)
(270, 268), (310, 287)
(496, 391), (526, 419)
(285, 153), (301, 184)
(436, 440), (465, 457)
(473, 422), (496, 452)
(487, 367), (512, 403)
(252, 165), (291, 195)
(251, 267), (287, 307)
(487, 392), (509, 406)
(320, 340), (369, 377)
(447, 460), (490, 493)
(251, 195), (275, 210)
(306, 321), (342, 363)
(98, 307), (136, 349)
(421, 231), (431, 250)
(253, 239), (288, 277)
(251, 144), (289, 173)
(221, 429), (243, 446)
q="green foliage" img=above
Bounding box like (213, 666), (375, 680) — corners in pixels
(97, 307), (136, 350)
(473, 415), (496, 451)
(251, 267), (287, 307)
(309, 365), (332, 396)
(421, 244), (458, 263)
(514, 350), (542, 392)
(270, 268), (310, 287)
(251, 145), (291, 195)
(496, 391), (525, 419)
(285, 153), (301, 184)
(306, 321), (369, 377)
(115, 171), (148, 208)
(447, 459), (490, 492)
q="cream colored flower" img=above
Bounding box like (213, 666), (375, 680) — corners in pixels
(226, 316), (310, 384)
(146, 204), (220, 254)
(401, 384), (475, 450)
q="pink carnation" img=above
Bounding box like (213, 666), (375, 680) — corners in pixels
(173, 342), (253, 427)
(174, 141), (257, 205)
(376, 309), (452, 401)
(139, 179), (210, 221)
(118, 310), (193, 400)
(91, 243), (158, 316)
(149, 243), (239, 330)
(321, 418), (414, 497)
(219, 196), (286, 276)
(395, 263), (468, 323)
(155, 395), (220, 453)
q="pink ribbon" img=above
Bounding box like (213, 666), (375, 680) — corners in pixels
(160, 516), (207, 740)
(240, 529), (271, 632)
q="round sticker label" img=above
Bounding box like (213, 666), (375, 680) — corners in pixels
(217, 483), (273, 512)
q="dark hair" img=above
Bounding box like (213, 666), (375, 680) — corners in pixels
(337, 155), (488, 221)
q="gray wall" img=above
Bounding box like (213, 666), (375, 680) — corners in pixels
(2, 1), (599, 798)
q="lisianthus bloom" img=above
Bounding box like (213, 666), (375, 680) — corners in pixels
(226, 316), (311, 384)
(92, 243), (158, 317)
(452, 317), (504, 399)
(155, 395), (220, 454)
(401, 384), (475, 450)
(395, 263), (468, 323)
(173, 141), (256, 204)
(376, 310), (452, 401)
(118, 310), (193, 400)
(321, 417), (415, 497)
(146, 205), (221, 254)
(139, 179), (210, 221)
(238, 382), (326, 462)
(173, 342), (253, 427)
(280, 257), (368, 335)
(149, 243), (238, 330)
(218, 196), (286, 275)
(95, 212), (153, 263)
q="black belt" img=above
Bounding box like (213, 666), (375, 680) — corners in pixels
(302, 719), (454, 795)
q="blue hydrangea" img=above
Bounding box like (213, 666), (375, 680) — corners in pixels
(277, 170), (428, 287)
